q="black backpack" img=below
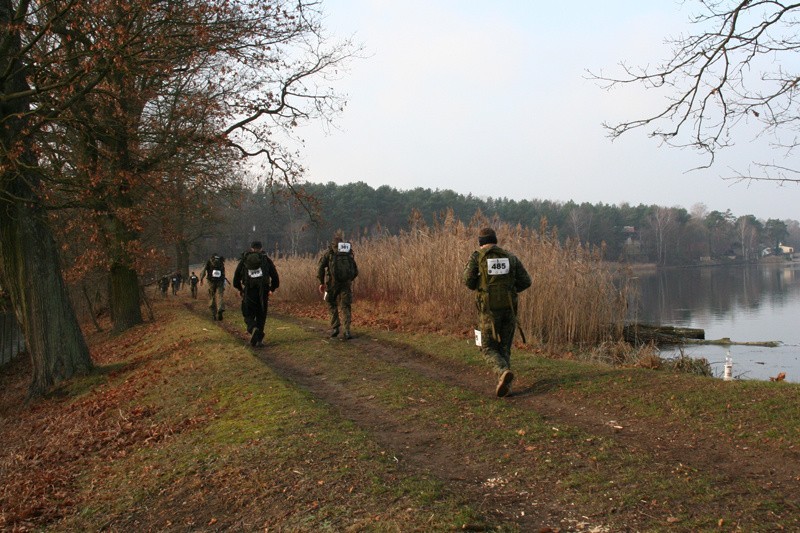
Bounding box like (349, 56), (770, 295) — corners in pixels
(243, 251), (266, 289)
(208, 255), (224, 283)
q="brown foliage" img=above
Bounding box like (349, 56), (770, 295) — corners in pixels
(0, 323), (209, 529)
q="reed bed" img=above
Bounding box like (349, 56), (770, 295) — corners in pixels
(273, 213), (630, 352)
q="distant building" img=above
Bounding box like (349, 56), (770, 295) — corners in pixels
(762, 243), (795, 257)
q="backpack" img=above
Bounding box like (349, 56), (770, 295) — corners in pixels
(477, 247), (515, 312)
(208, 255), (224, 282)
(243, 251), (266, 289)
(329, 242), (356, 283)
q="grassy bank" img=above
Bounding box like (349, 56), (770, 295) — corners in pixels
(0, 306), (480, 531)
(2, 301), (798, 531)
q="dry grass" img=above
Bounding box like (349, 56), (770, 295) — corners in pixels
(273, 212), (629, 351)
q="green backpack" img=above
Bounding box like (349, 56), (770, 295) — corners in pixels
(477, 247), (515, 312)
(329, 242), (356, 283)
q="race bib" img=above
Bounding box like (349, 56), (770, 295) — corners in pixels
(486, 258), (510, 275)
(248, 267), (263, 278)
(474, 329), (482, 346)
(212, 269), (222, 278)
(338, 242), (351, 253)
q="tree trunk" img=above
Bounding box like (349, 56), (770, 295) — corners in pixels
(176, 239), (190, 279)
(109, 262), (143, 333)
(1, 0), (92, 396)
(0, 182), (93, 395)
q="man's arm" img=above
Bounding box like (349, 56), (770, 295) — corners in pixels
(267, 258), (280, 292)
(232, 261), (244, 292)
(514, 256), (532, 293)
(462, 251), (480, 290)
(316, 252), (329, 285)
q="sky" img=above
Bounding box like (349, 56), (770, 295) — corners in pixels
(285, 0), (800, 222)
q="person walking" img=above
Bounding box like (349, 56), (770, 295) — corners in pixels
(200, 253), (226, 320)
(462, 227), (531, 397)
(158, 275), (170, 299)
(233, 241), (279, 346)
(189, 271), (199, 299)
(317, 235), (358, 340)
(170, 271), (181, 296)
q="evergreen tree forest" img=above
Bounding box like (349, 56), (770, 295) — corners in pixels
(199, 181), (800, 267)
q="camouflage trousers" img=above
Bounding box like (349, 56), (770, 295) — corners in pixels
(325, 282), (353, 333)
(477, 309), (517, 376)
(207, 282), (225, 313)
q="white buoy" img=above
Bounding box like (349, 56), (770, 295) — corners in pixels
(723, 350), (733, 381)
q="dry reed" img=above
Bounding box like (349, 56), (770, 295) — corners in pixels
(273, 211), (630, 351)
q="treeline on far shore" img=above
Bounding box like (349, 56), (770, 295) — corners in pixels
(199, 181), (800, 267)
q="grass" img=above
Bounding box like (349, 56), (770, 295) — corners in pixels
(0, 307), (485, 532)
(2, 303), (799, 531)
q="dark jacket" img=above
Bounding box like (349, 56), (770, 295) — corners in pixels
(233, 251), (280, 295)
(201, 256), (225, 285)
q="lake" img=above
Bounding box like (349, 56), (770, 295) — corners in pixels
(629, 263), (800, 383)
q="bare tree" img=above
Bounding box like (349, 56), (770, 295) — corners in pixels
(647, 206), (678, 266)
(592, 1), (800, 182)
(736, 214), (762, 260)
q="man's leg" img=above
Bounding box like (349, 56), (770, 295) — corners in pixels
(326, 287), (340, 336)
(340, 283), (353, 339)
(216, 285), (225, 320)
(498, 314), (517, 369)
(254, 297), (268, 346)
(479, 311), (514, 397)
(208, 284), (217, 319)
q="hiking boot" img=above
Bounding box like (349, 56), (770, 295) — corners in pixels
(343, 331), (352, 341)
(250, 328), (262, 347)
(496, 370), (514, 398)
(330, 327), (339, 338)
(217, 310), (224, 321)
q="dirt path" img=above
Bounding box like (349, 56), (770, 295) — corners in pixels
(205, 307), (800, 531)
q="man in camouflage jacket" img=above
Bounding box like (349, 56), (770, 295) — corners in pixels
(463, 227), (531, 397)
(317, 236), (358, 340)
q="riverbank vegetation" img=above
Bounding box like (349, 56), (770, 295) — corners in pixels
(274, 214), (627, 351)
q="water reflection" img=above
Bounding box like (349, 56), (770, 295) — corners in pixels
(629, 263), (800, 383)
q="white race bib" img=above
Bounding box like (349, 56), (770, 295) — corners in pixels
(212, 269), (222, 278)
(486, 258), (510, 275)
(338, 242), (351, 253)
(248, 267), (263, 278)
